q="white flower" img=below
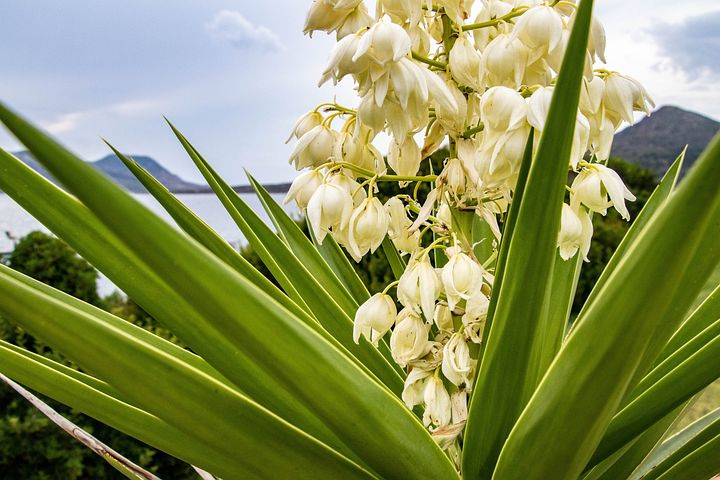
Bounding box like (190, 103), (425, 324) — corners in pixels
(388, 135), (421, 177)
(303, 1), (356, 37)
(336, 2), (373, 39)
(481, 33), (530, 89)
(451, 389), (468, 423)
(327, 172), (367, 207)
(589, 16), (607, 63)
(442, 332), (474, 386)
(476, 125), (530, 188)
(333, 132), (383, 173)
(307, 182), (354, 243)
(389, 58), (429, 110)
(434, 303), (454, 331)
(480, 86), (528, 133)
(527, 86), (555, 131)
(472, 0), (513, 49)
(283, 169), (324, 209)
(571, 164), (636, 220)
(449, 35), (483, 90)
(558, 203), (593, 261)
(390, 308), (430, 367)
(286, 111), (324, 143)
(603, 72), (655, 125)
(353, 293), (397, 345)
(288, 125), (337, 170)
(462, 292), (489, 344)
(423, 375), (452, 429)
(319, 33), (367, 86)
(402, 367), (432, 408)
(348, 197), (390, 261)
(420, 68), (460, 122)
(353, 19), (412, 67)
(386, 196), (420, 253)
(441, 251), (483, 310)
(398, 256), (442, 321)
(512, 5), (564, 58)
(439, 158), (468, 197)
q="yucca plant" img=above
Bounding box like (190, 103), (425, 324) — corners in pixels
(2, 0), (720, 478)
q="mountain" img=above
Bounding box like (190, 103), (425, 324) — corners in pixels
(9, 151), (291, 194)
(612, 106), (720, 177)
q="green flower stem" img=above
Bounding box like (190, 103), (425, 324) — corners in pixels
(461, 7), (528, 31)
(331, 161), (438, 183)
(461, 123), (485, 139)
(411, 51), (447, 70)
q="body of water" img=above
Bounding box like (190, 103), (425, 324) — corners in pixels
(0, 192), (297, 295)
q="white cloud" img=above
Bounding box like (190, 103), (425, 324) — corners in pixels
(43, 99), (166, 135)
(205, 10), (285, 52)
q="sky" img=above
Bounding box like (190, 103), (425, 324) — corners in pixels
(0, 1), (718, 184)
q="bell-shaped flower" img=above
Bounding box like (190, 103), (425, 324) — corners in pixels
(286, 111), (323, 143)
(423, 375), (452, 429)
(442, 332), (474, 386)
(442, 250), (484, 310)
(462, 292), (489, 344)
(303, 1), (356, 37)
(358, 91), (387, 134)
(603, 72), (655, 125)
(327, 172), (367, 207)
(283, 169), (324, 210)
(527, 86), (555, 131)
(379, 0), (423, 25)
(398, 256), (443, 321)
(481, 33), (530, 89)
(335, 2), (373, 40)
(319, 33), (367, 86)
(420, 69), (460, 123)
(422, 121), (448, 159)
(385, 196), (420, 253)
(390, 308), (430, 367)
(449, 35), (483, 90)
(439, 158), (468, 198)
(388, 134), (421, 177)
(558, 203), (593, 261)
(389, 58), (429, 110)
(307, 182), (354, 243)
(580, 76), (605, 118)
(288, 125), (337, 170)
(512, 5), (564, 58)
(436, 0), (474, 25)
(353, 19), (412, 67)
(589, 114), (615, 161)
(333, 132), (383, 173)
(480, 86), (528, 133)
(434, 303), (454, 332)
(589, 16), (607, 63)
(476, 125), (530, 188)
(353, 292), (397, 345)
(472, 0), (513, 50)
(402, 367), (432, 408)
(348, 197), (390, 261)
(570, 164), (636, 220)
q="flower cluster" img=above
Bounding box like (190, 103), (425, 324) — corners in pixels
(286, 0), (653, 457)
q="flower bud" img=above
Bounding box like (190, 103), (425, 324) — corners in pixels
(283, 169), (324, 209)
(353, 293), (397, 345)
(348, 197), (390, 260)
(353, 19), (412, 66)
(558, 203), (593, 261)
(388, 135), (421, 177)
(570, 164), (636, 220)
(442, 333), (474, 386)
(423, 376), (452, 429)
(390, 308), (430, 367)
(442, 251), (484, 310)
(398, 256), (443, 321)
(449, 35), (483, 90)
(288, 125), (337, 170)
(307, 182), (354, 243)
(402, 367), (432, 408)
(480, 86), (528, 133)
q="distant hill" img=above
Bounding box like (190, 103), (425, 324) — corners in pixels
(10, 151), (291, 194)
(612, 106), (720, 177)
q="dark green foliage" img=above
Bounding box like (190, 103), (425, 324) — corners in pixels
(0, 232), (194, 479)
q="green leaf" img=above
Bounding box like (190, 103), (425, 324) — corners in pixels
(104, 142), (318, 329)
(661, 282), (720, 361)
(0, 104), (456, 478)
(0, 267), (372, 480)
(0, 147), (342, 449)
(246, 172), (370, 305)
(313, 227), (373, 304)
(167, 122), (402, 386)
(492, 130), (720, 480)
(462, 0), (595, 475)
(591, 317), (720, 464)
(630, 407), (720, 480)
